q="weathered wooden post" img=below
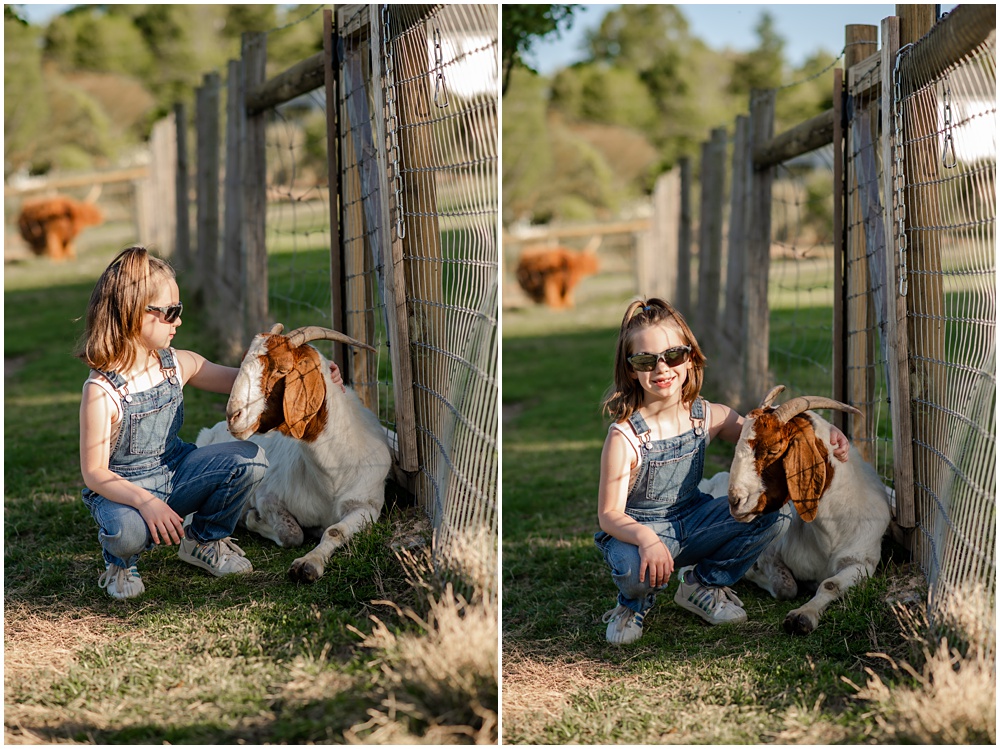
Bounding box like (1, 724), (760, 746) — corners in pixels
(722, 114), (750, 403)
(194, 72), (220, 304)
(220, 57), (246, 360)
(242, 32), (268, 339)
(677, 156), (693, 316)
(741, 90), (775, 413)
(173, 102), (190, 272)
(697, 126), (727, 351)
(323, 9), (347, 373)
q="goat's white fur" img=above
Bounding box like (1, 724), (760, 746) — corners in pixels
(718, 408), (891, 634)
(196, 332), (391, 583)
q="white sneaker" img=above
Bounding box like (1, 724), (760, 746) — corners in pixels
(602, 604), (647, 644)
(98, 563), (145, 600)
(179, 535), (253, 577)
(673, 566), (747, 625)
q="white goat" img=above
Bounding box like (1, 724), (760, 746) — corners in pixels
(196, 324), (391, 583)
(722, 386), (891, 635)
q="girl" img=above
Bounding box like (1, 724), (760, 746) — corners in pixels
(78, 247), (343, 600)
(594, 298), (848, 644)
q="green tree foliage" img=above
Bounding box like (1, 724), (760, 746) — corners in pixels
(728, 12), (785, 96)
(4, 11), (50, 175)
(501, 4), (578, 95)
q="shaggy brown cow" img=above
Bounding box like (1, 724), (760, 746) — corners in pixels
(515, 246), (599, 309)
(18, 196), (104, 261)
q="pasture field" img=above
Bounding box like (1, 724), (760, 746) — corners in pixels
(500, 274), (991, 744)
(4, 235), (496, 744)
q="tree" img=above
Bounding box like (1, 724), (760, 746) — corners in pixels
(501, 4), (578, 95)
(4, 10), (49, 175)
(728, 12), (785, 96)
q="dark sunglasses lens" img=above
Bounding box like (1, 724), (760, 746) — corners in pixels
(628, 354), (657, 371)
(663, 348), (688, 366)
(164, 304), (182, 322)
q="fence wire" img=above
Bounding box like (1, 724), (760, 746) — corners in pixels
(340, 4), (498, 593)
(897, 27), (995, 653)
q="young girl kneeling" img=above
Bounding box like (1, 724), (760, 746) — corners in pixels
(595, 299), (848, 644)
(78, 247), (312, 600)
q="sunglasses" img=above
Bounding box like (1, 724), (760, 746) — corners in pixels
(146, 302), (183, 323)
(627, 345), (691, 371)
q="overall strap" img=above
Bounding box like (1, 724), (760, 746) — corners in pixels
(627, 412), (653, 450)
(156, 348), (180, 384)
(691, 397), (707, 438)
(92, 368), (133, 403)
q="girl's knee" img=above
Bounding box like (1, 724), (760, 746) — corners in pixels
(99, 514), (148, 558)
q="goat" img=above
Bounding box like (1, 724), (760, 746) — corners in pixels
(723, 386), (891, 635)
(515, 246), (599, 308)
(196, 324), (392, 584)
(18, 195), (103, 260)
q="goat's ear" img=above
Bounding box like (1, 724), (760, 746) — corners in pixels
(282, 347), (326, 440)
(783, 417), (830, 522)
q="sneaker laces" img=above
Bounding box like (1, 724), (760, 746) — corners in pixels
(706, 585), (744, 611)
(200, 536), (247, 563)
(602, 604), (644, 625)
(98, 564), (138, 589)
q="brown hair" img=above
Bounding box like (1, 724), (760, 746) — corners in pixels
(601, 298), (706, 423)
(76, 246), (176, 373)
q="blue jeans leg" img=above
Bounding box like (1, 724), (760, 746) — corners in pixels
(84, 496), (151, 569)
(595, 533), (672, 614)
(168, 441), (268, 543)
(673, 495), (786, 587)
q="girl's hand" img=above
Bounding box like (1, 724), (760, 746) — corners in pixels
(829, 426), (850, 462)
(329, 362), (345, 393)
(638, 538), (674, 589)
(136, 496), (185, 545)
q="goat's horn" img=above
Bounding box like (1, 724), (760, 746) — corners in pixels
(285, 325), (377, 353)
(268, 323), (284, 335)
(759, 385), (786, 409)
(773, 396), (862, 424)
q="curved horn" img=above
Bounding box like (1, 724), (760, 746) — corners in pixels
(284, 325), (377, 353)
(773, 396), (862, 424)
(759, 385), (786, 409)
(268, 323), (284, 335)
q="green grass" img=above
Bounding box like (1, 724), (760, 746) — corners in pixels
(3, 237), (490, 743)
(501, 287), (936, 744)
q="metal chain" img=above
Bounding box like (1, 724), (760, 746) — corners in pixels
(381, 4), (406, 240)
(433, 27), (450, 108)
(941, 81), (957, 168)
(892, 43), (914, 297)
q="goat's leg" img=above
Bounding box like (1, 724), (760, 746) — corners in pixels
(744, 552), (798, 601)
(288, 504), (378, 583)
(244, 496), (305, 548)
(783, 558), (875, 635)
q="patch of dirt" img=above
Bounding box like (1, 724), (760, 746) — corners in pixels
(503, 402), (525, 424)
(5, 355), (29, 379)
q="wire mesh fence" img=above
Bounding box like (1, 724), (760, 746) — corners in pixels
(895, 23), (995, 653)
(338, 4), (498, 593)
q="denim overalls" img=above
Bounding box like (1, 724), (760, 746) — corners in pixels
(82, 348), (268, 570)
(595, 397), (784, 615)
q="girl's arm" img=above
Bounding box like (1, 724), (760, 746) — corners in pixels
(79, 383), (185, 545)
(175, 349), (345, 394)
(597, 429), (674, 587)
(709, 400), (850, 461)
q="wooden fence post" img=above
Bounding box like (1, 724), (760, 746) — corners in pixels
(642, 169), (679, 300)
(174, 102), (190, 272)
(697, 126), (727, 350)
(879, 14), (916, 531)
(323, 9), (347, 372)
(220, 57), (246, 360)
(831, 67), (846, 431)
(242, 32), (269, 338)
(742, 90), (775, 413)
(844, 24), (878, 458)
(677, 156), (693, 316)
(195, 72), (220, 304)
(722, 115), (750, 403)
(897, 4), (944, 528)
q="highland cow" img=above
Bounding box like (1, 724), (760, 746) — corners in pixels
(18, 196), (104, 261)
(515, 246), (600, 309)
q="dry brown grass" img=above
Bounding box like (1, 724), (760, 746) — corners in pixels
(845, 583), (996, 744)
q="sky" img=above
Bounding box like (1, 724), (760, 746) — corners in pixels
(522, 4), (958, 73)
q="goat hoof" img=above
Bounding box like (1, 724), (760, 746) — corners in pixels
(782, 611), (817, 636)
(288, 557), (323, 584)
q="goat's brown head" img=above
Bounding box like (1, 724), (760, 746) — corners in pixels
(227, 324), (374, 442)
(727, 386), (860, 524)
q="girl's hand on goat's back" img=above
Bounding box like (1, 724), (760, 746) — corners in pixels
(829, 426), (850, 463)
(329, 362), (345, 393)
